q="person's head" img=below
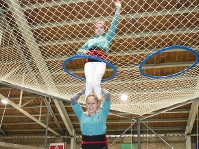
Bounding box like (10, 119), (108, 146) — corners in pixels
(86, 93), (99, 116)
(94, 21), (107, 36)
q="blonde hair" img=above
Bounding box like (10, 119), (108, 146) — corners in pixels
(86, 92), (99, 102)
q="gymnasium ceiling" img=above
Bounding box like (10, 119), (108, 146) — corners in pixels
(0, 0), (199, 146)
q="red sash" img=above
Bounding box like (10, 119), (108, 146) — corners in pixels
(82, 136), (108, 148)
(86, 49), (107, 62)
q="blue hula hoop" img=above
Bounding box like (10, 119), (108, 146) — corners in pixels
(139, 45), (199, 79)
(63, 55), (117, 82)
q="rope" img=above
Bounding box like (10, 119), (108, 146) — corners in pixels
(44, 97), (51, 149)
(0, 89), (10, 128)
(197, 102), (198, 149)
(131, 120), (132, 149)
(147, 120), (148, 149)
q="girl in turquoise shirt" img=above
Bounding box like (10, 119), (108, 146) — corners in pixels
(71, 88), (110, 149)
(77, 1), (121, 109)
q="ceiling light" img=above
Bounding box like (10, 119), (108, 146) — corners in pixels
(120, 94), (128, 101)
(1, 99), (8, 104)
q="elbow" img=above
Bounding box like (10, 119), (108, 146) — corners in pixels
(105, 93), (111, 101)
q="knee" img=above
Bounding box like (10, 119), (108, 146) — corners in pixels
(92, 82), (100, 89)
(86, 81), (93, 88)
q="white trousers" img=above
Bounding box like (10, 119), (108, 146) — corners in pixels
(84, 62), (106, 100)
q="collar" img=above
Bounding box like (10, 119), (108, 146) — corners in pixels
(94, 34), (105, 38)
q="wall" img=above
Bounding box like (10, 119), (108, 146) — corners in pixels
(0, 136), (197, 149)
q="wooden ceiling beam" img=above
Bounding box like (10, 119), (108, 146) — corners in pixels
(0, 142), (37, 149)
(0, 118), (188, 125)
(5, 0), (75, 136)
(185, 100), (199, 135)
(21, 0), (85, 10)
(43, 97), (64, 135)
(38, 28), (198, 46)
(26, 7), (199, 30)
(3, 126), (185, 132)
(0, 129), (6, 136)
(0, 93), (60, 136)
(0, 108), (191, 114)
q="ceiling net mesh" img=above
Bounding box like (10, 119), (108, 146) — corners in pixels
(0, 0), (199, 115)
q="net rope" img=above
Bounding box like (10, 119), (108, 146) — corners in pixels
(0, 0), (199, 115)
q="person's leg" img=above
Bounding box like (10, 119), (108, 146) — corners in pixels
(84, 62), (95, 98)
(92, 62), (106, 100)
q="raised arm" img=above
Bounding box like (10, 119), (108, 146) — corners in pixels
(71, 89), (85, 121)
(106, 1), (121, 43)
(115, 0), (122, 14)
(101, 88), (111, 117)
(71, 89), (86, 105)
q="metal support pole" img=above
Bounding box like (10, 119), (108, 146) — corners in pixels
(44, 97), (51, 149)
(109, 121), (136, 148)
(137, 120), (141, 149)
(141, 121), (174, 149)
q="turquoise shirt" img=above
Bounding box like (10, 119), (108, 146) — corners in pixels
(72, 100), (110, 136)
(77, 13), (120, 54)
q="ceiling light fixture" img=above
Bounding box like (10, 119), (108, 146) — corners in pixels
(1, 99), (8, 104)
(120, 94), (128, 101)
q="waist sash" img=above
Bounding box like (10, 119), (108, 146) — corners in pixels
(86, 49), (107, 62)
(81, 134), (108, 149)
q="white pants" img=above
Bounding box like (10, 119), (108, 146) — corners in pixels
(84, 62), (106, 100)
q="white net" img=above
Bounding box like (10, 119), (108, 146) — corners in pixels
(0, 0), (199, 115)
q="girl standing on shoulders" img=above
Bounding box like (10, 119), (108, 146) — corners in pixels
(77, 1), (121, 107)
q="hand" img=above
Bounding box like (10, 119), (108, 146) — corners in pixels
(96, 108), (100, 114)
(78, 50), (88, 56)
(114, 0), (121, 9)
(84, 111), (89, 116)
